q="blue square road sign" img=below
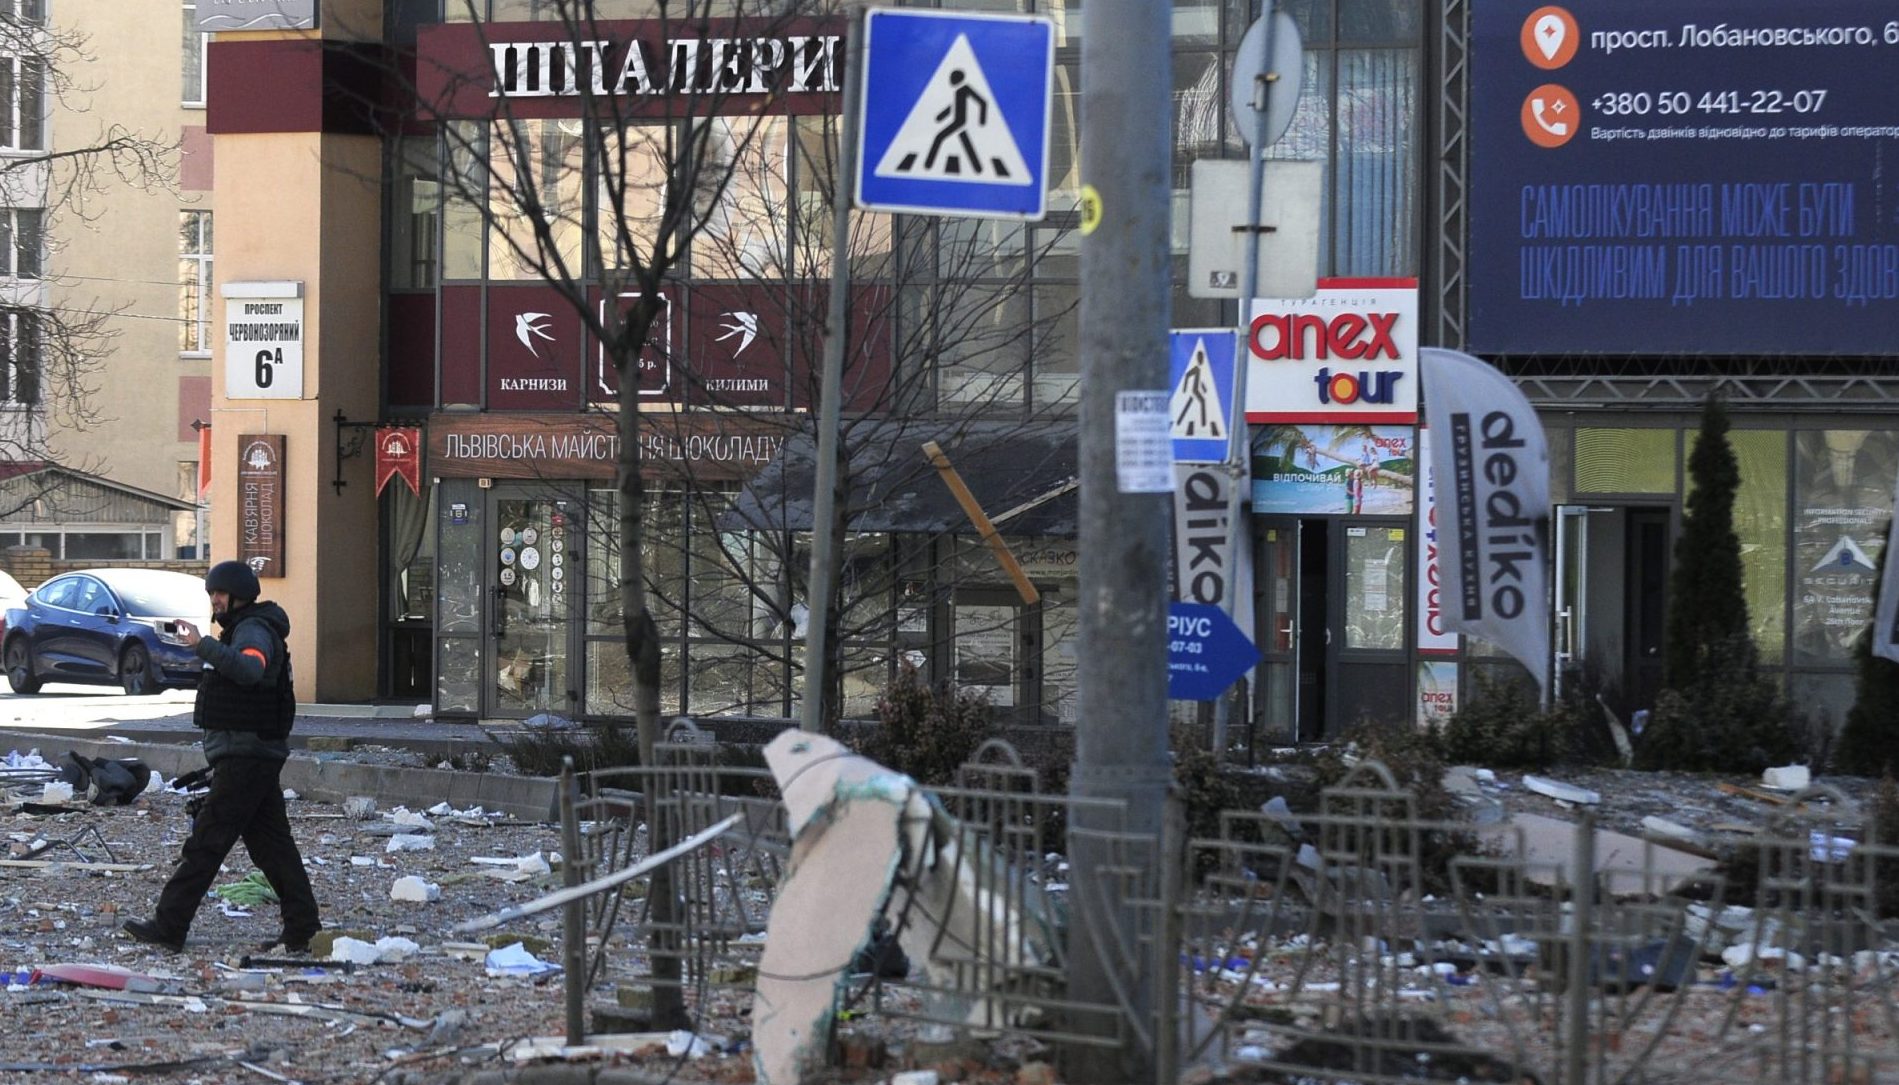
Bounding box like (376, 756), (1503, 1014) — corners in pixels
(855, 9), (1054, 221)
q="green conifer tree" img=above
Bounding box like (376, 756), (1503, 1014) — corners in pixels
(1636, 394), (1795, 772)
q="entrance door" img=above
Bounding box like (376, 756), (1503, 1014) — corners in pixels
(1256, 519), (1331, 742)
(1331, 520), (1410, 729)
(1552, 505), (1670, 718)
(1625, 508), (1670, 715)
(1255, 522), (1300, 742)
(1255, 516), (1410, 741)
(485, 487), (579, 719)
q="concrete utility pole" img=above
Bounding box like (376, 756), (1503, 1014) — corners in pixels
(1066, 2), (1173, 1081)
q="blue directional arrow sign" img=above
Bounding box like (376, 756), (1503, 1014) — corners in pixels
(1168, 329), (1238, 464)
(1167, 602), (1260, 702)
(855, 9), (1054, 220)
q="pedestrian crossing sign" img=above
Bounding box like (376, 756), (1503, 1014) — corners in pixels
(1169, 329), (1239, 464)
(855, 9), (1054, 221)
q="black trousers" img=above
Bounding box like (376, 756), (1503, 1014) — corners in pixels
(153, 755), (321, 941)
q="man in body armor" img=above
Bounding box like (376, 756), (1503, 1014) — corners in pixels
(123, 561), (321, 953)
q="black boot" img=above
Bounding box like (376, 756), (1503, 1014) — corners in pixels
(122, 918), (185, 953)
(259, 928), (319, 954)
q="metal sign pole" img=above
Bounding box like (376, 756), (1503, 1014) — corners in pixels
(1212, 4), (1281, 755)
(799, 7), (866, 735)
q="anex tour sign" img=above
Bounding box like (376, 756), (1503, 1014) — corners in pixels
(1247, 279), (1418, 424)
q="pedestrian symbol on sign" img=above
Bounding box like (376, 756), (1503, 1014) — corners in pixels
(1170, 337), (1227, 441)
(1167, 329), (1238, 464)
(874, 34), (1031, 186)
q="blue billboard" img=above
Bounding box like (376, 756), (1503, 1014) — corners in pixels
(1469, 2), (1899, 355)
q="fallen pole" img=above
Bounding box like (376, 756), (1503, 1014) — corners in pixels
(451, 813), (741, 934)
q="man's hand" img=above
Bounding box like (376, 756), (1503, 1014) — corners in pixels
(175, 620), (202, 648)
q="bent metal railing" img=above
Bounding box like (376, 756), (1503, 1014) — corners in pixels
(553, 736), (1899, 1083)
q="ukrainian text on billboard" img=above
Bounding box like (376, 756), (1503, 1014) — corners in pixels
(1469, 1), (1899, 354)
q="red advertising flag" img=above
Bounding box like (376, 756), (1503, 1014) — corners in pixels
(196, 424), (212, 499)
(375, 427), (422, 497)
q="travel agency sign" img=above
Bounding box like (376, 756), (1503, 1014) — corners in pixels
(1246, 278), (1419, 423)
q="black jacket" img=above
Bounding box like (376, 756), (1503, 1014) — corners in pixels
(193, 600), (295, 763)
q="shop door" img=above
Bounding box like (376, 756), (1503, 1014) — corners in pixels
(484, 486), (579, 719)
(1256, 517), (1410, 741)
(1331, 521), (1410, 731)
(1552, 505), (1669, 718)
(1624, 508), (1671, 716)
(1553, 505), (1599, 700)
(951, 590), (1041, 723)
(1255, 522), (1305, 742)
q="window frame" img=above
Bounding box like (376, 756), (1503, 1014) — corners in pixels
(0, 305), (41, 407)
(0, 51), (44, 153)
(179, 209), (213, 356)
(182, 1), (208, 108)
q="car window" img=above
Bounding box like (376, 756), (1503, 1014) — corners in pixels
(109, 573), (209, 618)
(69, 578), (109, 614)
(34, 577), (77, 609)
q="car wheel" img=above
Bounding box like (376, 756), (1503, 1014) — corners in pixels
(5, 636), (40, 694)
(120, 642), (155, 696)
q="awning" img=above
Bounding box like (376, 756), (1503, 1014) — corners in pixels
(721, 419), (1079, 538)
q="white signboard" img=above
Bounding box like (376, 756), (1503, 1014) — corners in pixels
(1187, 159), (1323, 300)
(1246, 279), (1419, 424)
(197, 0), (317, 31)
(222, 281), (304, 400)
(1115, 390), (1174, 494)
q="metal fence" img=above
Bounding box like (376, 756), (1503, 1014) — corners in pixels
(557, 734), (1899, 1084)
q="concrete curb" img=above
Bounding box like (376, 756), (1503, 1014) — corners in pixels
(4, 731), (559, 823)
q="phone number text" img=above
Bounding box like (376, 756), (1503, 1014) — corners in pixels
(1590, 89), (1829, 117)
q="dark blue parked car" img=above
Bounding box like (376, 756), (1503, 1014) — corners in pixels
(2, 569), (211, 695)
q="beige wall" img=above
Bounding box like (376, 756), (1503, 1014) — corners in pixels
(46, 1), (210, 515)
(210, 133), (383, 700)
(203, 0), (387, 699)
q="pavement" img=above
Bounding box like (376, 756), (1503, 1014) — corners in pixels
(0, 684), (561, 821)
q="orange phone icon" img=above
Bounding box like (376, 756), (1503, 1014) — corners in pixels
(1521, 85), (1581, 148)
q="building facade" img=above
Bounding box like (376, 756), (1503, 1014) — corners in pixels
(0, 1), (212, 565)
(199, 0), (1897, 741)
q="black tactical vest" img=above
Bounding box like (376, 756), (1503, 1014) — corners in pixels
(192, 614), (295, 739)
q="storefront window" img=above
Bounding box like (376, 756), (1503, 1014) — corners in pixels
(437, 637), (479, 715)
(1335, 48), (1415, 278)
(1030, 283), (1079, 408)
(488, 118), (586, 280)
(1729, 430), (1787, 664)
(442, 121), (486, 280)
(938, 286), (1030, 407)
(1342, 524), (1406, 650)
(954, 601), (1017, 707)
(792, 116), (892, 279)
(386, 484), (434, 622)
(1041, 594), (1078, 725)
(692, 115), (789, 280)
(1046, 61), (1080, 212)
(1792, 429), (1898, 666)
(391, 136), (440, 289)
(599, 124), (671, 272)
(1575, 428), (1676, 494)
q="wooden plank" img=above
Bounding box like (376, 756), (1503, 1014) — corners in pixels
(0, 859), (149, 872)
(1716, 782), (1791, 806)
(922, 440), (1040, 606)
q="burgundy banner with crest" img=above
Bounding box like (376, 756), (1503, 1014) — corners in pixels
(375, 427), (423, 497)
